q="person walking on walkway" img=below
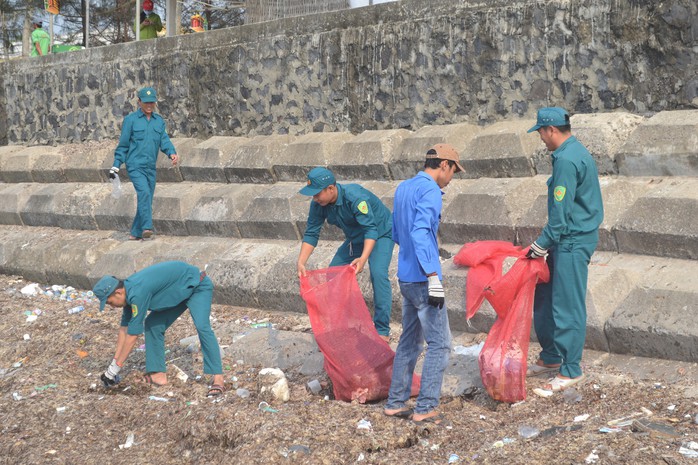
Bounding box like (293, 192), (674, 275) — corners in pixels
(110, 87), (178, 240)
(297, 167), (395, 342)
(94, 261), (226, 397)
(384, 144), (462, 424)
(524, 107), (604, 392)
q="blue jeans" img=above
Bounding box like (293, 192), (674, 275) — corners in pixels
(386, 281), (451, 414)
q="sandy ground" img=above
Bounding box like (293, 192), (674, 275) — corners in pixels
(1, 273), (697, 465)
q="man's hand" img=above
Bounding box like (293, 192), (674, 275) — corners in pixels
(109, 167), (119, 180)
(526, 242), (548, 259)
(170, 154), (179, 166)
(350, 257), (367, 275)
(297, 262), (307, 279)
(101, 359), (121, 388)
(427, 275), (445, 309)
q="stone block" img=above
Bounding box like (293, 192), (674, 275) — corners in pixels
(605, 257), (698, 362)
(42, 231), (121, 289)
(147, 236), (233, 270)
(256, 243), (334, 314)
(0, 183), (39, 225)
(0, 145), (25, 168)
(54, 184), (112, 231)
(517, 177), (654, 252)
(532, 113), (644, 175)
(0, 227), (54, 282)
(223, 329), (320, 371)
(61, 141), (116, 182)
(583, 252), (647, 352)
(0, 226), (34, 271)
(87, 239), (177, 285)
(237, 183), (306, 240)
(22, 146), (67, 183)
(329, 129), (410, 181)
(462, 121), (538, 178)
(616, 110), (698, 176)
(0, 148), (37, 182)
(151, 183), (208, 236)
(185, 184), (257, 237)
(180, 136), (247, 183)
(20, 184), (77, 228)
(155, 137), (200, 182)
(440, 177), (543, 246)
(207, 240), (291, 308)
(442, 351), (483, 397)
(272, 132), (354, 182)
(94, 182), (138, 233)
(389, 123), (479, 180)
(614, 178), (698, 260)
(224, 134), (295, 184)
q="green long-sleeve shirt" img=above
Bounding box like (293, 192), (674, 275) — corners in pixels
(536, 136), (604, 249)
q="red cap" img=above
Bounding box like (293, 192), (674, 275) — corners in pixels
(143, 0), (154, 11)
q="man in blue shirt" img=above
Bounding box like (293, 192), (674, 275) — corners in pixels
(110, 87), (179, 240)
(93, 261), (226, 397)
(298, 167), (394, 342)
(525, 107), (604, 392)
(384, 144), (463, 424)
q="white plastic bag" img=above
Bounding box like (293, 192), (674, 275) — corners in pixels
(110, 176), (122, 199)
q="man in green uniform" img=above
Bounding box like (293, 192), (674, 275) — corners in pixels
(109, 87), (178, 240)
(136, 0), (163, 40)
(297, 167), (395, 342)
(525, 107), (604, 392)
(30, 20), (50, 56)
(94, 261), (226, 397)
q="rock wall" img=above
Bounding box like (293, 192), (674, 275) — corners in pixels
(1, 0), (697, 145)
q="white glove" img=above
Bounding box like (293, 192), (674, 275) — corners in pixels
(101, 359), (121, 388)
(427, 275), (445, 309)
(526, 242), (548, 259)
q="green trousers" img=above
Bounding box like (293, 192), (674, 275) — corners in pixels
(143, 276), (222, 374)
(533, 241), (596, 378)
(329, 235), (395, 336)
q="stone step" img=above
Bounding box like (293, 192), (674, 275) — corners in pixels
(2, 110), (697, 184)
(1, 224), (696, 363)
(1, 177), (695, 260)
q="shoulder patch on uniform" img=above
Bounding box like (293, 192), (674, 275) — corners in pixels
(357, 201), (369, 214)
(131, 304), (138, 318)
(554, 186), (567, 202)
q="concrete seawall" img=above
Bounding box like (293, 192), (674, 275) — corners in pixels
(1, 110), (697, 362)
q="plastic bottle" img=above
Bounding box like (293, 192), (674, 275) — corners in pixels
(68, 306), (85, 314)
(111, 175), (122, 199)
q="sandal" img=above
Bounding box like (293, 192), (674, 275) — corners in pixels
(413, 412), (447, 426)
(526, 361), (561, 377)
(384, 407), (413, 420)
(142, 373), (167, 387)
(543, 374), (586, 392)
(128, 235), (142, 241)
(143, 230), (154, 239)
(207, 384), (226, 398)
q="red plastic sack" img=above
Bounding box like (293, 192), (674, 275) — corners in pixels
(300, 265), (420, 402)
(454, 241), (550, 402)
